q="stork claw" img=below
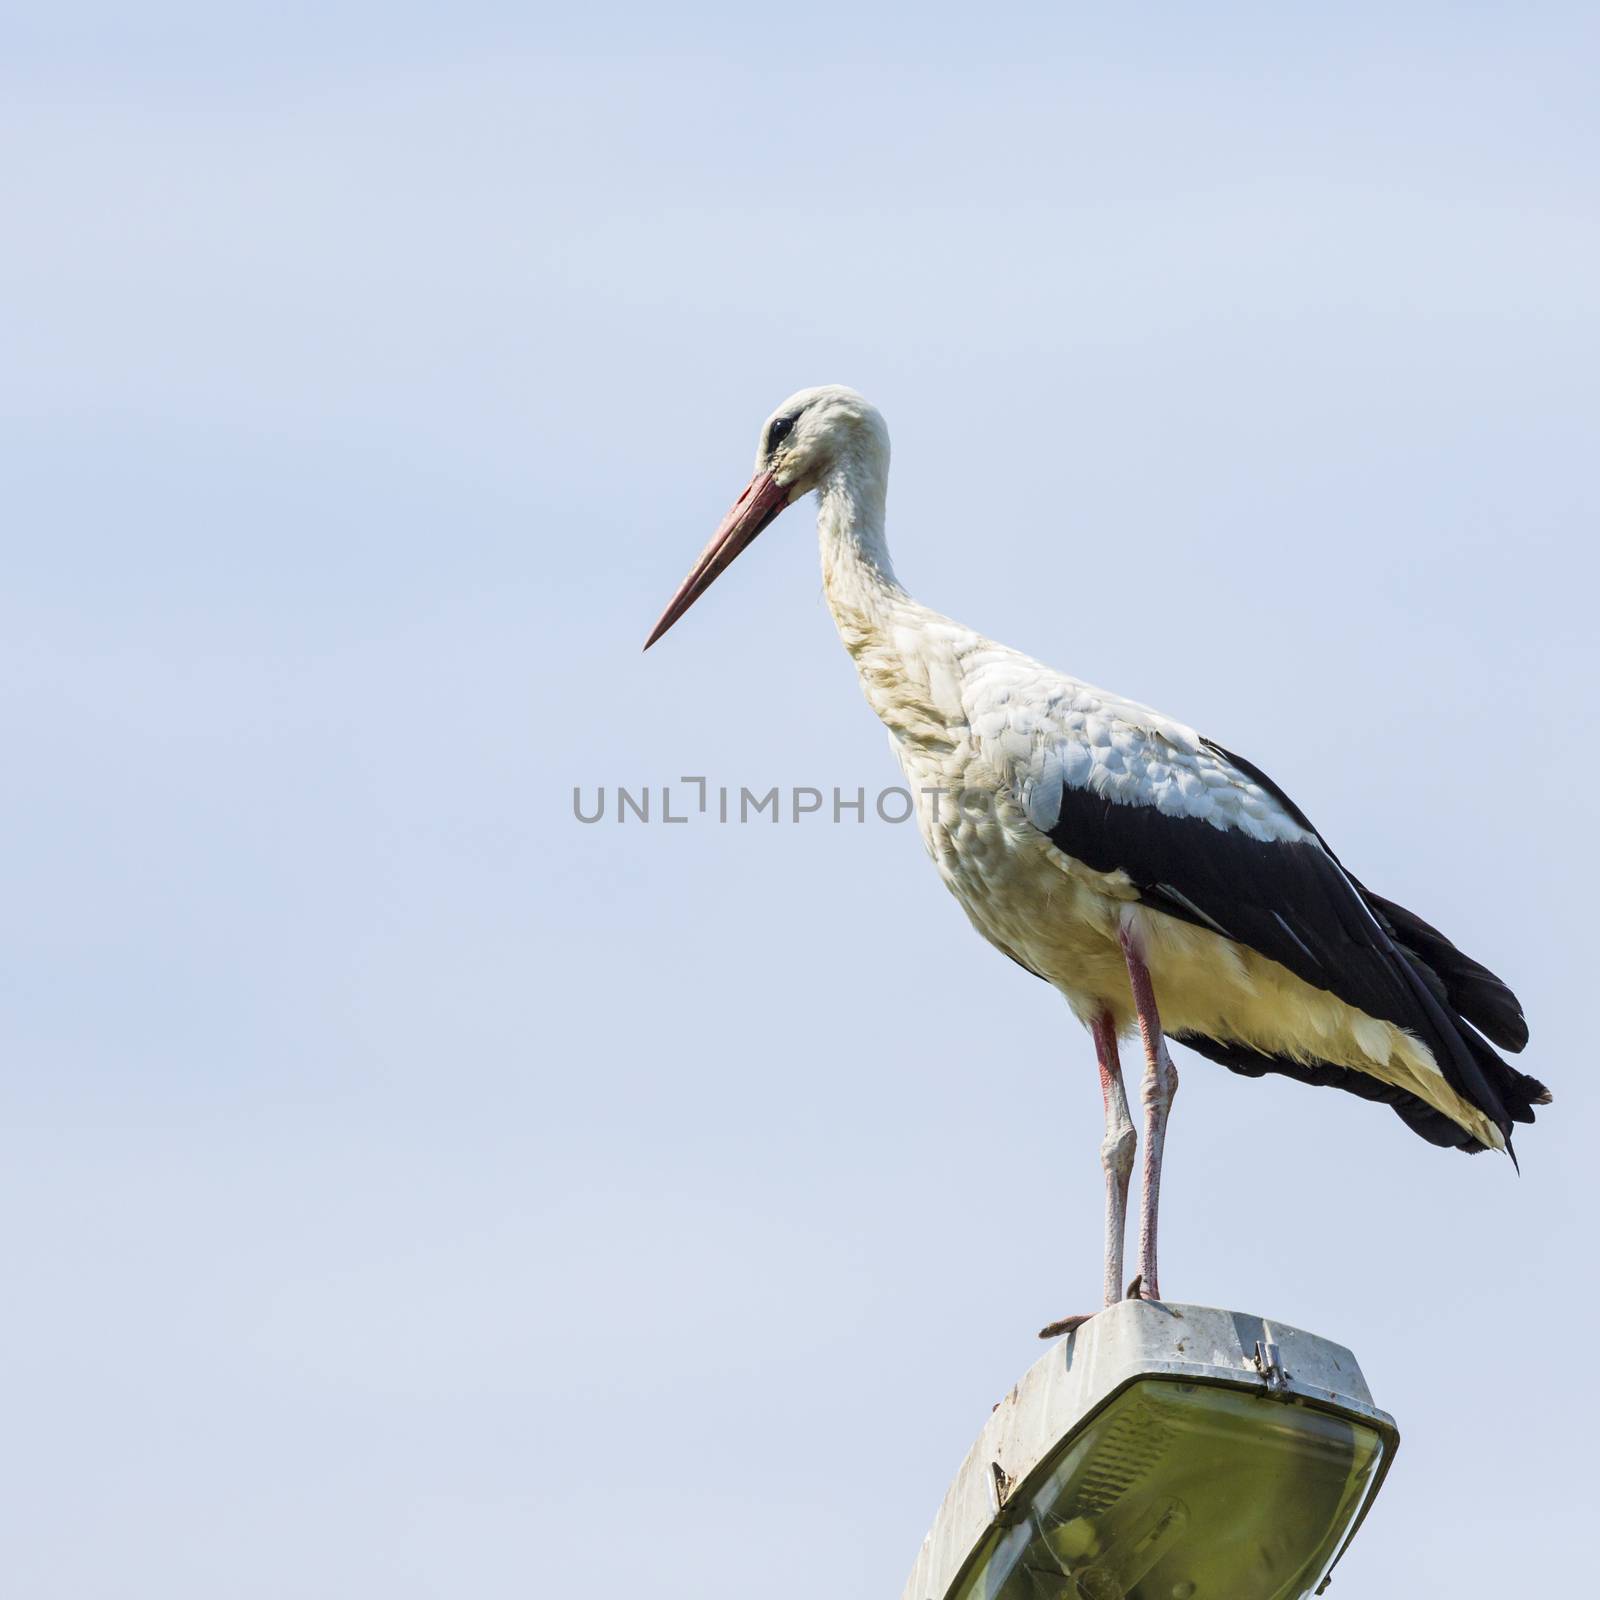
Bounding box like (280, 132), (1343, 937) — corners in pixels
(1124, 1273), (1143, 1300)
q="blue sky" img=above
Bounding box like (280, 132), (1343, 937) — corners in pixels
(2, 6), (1596, 1595)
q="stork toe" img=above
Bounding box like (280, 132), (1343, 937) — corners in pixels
(1037, 1313), (1096, 1340)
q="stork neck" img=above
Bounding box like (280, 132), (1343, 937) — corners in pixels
(817, 456), (904, 635)
(815, 452), (964, 754)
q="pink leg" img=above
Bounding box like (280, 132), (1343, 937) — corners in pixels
(1119, 925), (1179, 1301)
(1091, 1010), (1136, 1309)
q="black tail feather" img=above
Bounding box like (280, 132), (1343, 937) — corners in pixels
(1456, 1021), (1548, 1126)
(1358, 887), (1529, 1053)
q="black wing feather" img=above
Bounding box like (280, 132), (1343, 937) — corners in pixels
(1044, 743), (1545, 1151)
(1203, 738), (1530, 1054)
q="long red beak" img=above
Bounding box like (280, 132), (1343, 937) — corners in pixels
(643, 471), (792, 650)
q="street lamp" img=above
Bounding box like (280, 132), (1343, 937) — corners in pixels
(903, 1301), (1398, 1600)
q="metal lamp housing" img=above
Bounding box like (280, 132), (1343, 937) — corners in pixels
(903, 1301), (1399, 1600)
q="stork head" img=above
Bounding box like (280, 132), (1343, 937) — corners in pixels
(643, 385), (886, 649)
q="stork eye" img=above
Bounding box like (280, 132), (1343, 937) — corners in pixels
(767, 415), (797, 450)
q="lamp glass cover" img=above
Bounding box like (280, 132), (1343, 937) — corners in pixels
(948, 1379), (1385, 1600)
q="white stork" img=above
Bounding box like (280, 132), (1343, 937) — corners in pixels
(644, 386), (1549, 1329)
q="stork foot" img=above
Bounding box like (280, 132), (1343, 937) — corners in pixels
(1039, 1276), (1155, 1339)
